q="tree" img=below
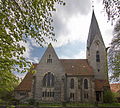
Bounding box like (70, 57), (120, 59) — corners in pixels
(103, 0), (120, 82)
(0, 0), (65, 95)
(109, 19), (120, 82)
(103, 0), (120, 23)
(0, 73), (19, 100)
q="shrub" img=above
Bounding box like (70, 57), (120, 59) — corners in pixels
(27, 98), (36, 105)
(103, 90), (117, 103)
(62, 101), (67, 107)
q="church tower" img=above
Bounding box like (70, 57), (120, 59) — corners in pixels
(87, 11), (108, 80)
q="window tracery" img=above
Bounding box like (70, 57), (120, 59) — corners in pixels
(43, 72), (54, 87)
(84, 79), (88, 89)
(96, 51), (100, 62)
(70, 78), (74, 89)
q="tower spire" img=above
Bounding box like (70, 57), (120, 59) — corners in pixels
(87, 11), (105, 50)
(86, 10), (108, 80)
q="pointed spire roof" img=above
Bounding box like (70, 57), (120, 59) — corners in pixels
(48, 43), (52, 47)
(87, 10), (105, 49)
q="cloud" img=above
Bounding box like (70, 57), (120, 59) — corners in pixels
(26, 0), (92, 48)
(15, 72), (27, 79)
(52, 14), (70, 44)
(49, 0), (92, 47)
(51, 13), (91, 47)
(19, 41), (33, 59)
(30, 38), (40, 48)
(28, 57), (39, 63)
(72, 50), (86, 59)
(56, 0), (91, 17)
(103, 27), (113, 46)
(60, 50), (86, 59)
(93, 1), (114, 47)
(55, 40), (86, 59)
(19, 0), (113, 60)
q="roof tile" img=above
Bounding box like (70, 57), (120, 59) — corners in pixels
(15, 64), (38, 91)
(95, 80), (110, 91)
(60, 59), (93, 75)
(110, 83), (120, 93)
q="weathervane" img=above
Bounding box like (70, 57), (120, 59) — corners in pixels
(92, 0), (94, 10)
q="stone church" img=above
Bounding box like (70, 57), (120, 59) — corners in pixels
(14, 11), (110, 103)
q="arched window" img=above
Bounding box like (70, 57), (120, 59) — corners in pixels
(43, 74), (47, 87)
(43, 72), (54, 87)
(70, 79), (74, 89)
(84, 79), (88, 89)
(96, 51), (100, 62)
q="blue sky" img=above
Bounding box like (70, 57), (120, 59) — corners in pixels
(17, 0), (114, 78)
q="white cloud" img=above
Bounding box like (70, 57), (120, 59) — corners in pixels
(17, 1), (114, 62)
(59, 50), (86, 59)
(28, 57), (39, 63)
(23, 0), (113, 50)
(15, 72), (27, 79)
(51, 0), (114, 49)
(73, 50), (86, 59)
(19, 41), (33, 59)
(94, 1), (114, 47)
(30, 38), (40, 47)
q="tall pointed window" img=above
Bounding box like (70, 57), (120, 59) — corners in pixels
(70, 79), (74, 89)
(96, 51), (100, 62)
(43, 72), (54, 87)
(47, 54), (52, 63)
(84, 79), (88, 89)
(43, 74), (47, 87)
(78, 79), (81, 89)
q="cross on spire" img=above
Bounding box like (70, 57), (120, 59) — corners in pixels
(92, 0), (94, 10)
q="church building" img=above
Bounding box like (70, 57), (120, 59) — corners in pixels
(14, 11), (110, 103)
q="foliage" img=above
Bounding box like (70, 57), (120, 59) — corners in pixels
(0, 73), (19, 100)
(27, 98), (36, 105)
(103, 0), (120, 22)
(0, 0), (65, 96)
(0, 99), (5, 104)
(103, 89), (117, 103)
(108, 19), (120, 82)
(103, 0), (120, 82)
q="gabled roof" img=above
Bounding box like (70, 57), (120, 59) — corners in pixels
(110, 83), (120, 93)
(87, 11), (105, 49)
(60, 59), (93, 76)
(95, 80), (110, 91)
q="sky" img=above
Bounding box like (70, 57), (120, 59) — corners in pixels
(16, 0), (114, 78)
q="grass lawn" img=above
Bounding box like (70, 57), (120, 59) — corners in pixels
(98, 103), (120, 107)
(66, 103), (94, 107)
(18, 103), (120, 107)
(1, 101), (120, 107)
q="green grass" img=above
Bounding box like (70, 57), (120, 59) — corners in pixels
(3, 102), (120, 107)
(37, 103), (120, 107)
(98, 103), (120, 107)
(38, 103), (62, 107)
(19, 103), (120, 107)
(66, 103), (94, 107)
